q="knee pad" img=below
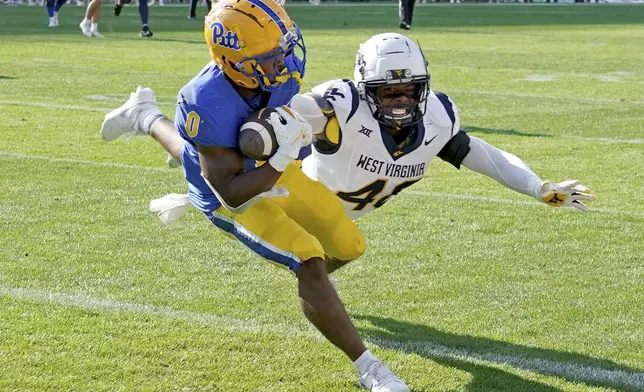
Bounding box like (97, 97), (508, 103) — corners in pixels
(326, 218), (365, 262)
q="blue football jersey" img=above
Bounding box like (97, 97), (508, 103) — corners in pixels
(175, 59), (303, 213)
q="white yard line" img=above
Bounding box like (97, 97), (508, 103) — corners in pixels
(5, 61), (195, 77)
(0, 100), (113, 112)
(407, 191), (644, 218)
(0, 286), (309, 337)
(566, 135), (644, 144)
(1, 151), (642, 218)
(2, 98), (642, 144)
(0, 99), (175, 112)
(448, 89), (644, 105)
(368, 336), (644, 390)
(2, 285), (643, 390)
(0, 151), (169, 172)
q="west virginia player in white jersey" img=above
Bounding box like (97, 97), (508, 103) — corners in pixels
(100, 3), (409, 391)
(292, 33), (595, 221)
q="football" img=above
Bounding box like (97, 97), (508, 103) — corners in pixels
(239, 108), (279, 161)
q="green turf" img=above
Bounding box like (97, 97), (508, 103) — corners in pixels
(1, 4), (643, 392)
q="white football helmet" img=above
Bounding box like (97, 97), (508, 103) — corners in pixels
(354, 33), (430, 128)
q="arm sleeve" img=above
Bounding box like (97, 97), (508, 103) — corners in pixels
(289, 93), (328, 135)
(461, 136), (544, 199)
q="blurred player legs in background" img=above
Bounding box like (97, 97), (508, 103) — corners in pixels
(398, 0), (415, 29)
(79, 0), (103, 37)
(188, 0), (211, 20)
(114, 0), (153, 37)
(46, 0), (66, 26)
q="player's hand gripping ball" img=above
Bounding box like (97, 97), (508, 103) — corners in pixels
(238, 108), (279, 161)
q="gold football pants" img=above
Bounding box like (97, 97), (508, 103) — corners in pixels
(206, 163), (365, 274)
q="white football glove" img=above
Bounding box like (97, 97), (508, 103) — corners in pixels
(267, 106), (313, 172)
(538, 180), (595, 212)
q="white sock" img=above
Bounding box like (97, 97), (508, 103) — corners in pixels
(142, 112), (164, 134)
(353, 350), (379, 375)
(90, 22), (98, 31)
(82, 17), (90, 24)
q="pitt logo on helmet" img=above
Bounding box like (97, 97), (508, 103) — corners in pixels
(210, 21), (241, 51)
(204, 0), (306, 91)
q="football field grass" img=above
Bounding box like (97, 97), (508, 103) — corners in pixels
(1, 3), (643, 391)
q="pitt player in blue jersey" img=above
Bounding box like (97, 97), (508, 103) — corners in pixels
(100, 1), (409, 390)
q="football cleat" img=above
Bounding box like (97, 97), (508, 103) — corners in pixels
(140, 25), (153, 38)
(48, 17), (57, 27)
(101, 86), (163, 142)
(114, 2), (122, 16)
(360, 362), (410, 392)
(91, 28), (104, 38)
(167, 154), (181, 169)
(399, 23), (411, 30)
(79, 19), (92, 36)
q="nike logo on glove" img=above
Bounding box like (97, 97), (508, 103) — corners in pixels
(424, 135), (437, 146)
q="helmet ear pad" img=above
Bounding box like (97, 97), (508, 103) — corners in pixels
(219, 55), (260, 90)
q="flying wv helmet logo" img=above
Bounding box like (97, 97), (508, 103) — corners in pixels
(210, 21), (241, 51)
(386, 69), (411, 80)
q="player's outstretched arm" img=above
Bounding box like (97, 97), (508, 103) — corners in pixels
(460, 136), (595, 211)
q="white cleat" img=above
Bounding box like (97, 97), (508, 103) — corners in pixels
(360, 362), (410, 392)
(48, 17), (57, 27)
(101, 86), (163, 142)
(90, 29), (104, 38)
(167, 154), (181, 169)
(79, 19), (92, 36)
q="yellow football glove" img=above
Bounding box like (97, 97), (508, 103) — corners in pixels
(539, 180), (595, 212)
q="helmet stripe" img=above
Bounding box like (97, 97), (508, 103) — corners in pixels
(246, 0), (288, 35)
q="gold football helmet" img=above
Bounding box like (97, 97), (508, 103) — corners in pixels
(204, 0), (306, 91)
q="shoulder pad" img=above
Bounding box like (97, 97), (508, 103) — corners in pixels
(425, 90), (460, 135)
(311, 79), (361, 124)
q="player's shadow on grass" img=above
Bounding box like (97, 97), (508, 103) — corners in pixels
(462, 126), (553, 138)
(355, 315), (644, 392)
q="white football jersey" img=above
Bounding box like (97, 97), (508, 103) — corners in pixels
(302, 79), (463, 220)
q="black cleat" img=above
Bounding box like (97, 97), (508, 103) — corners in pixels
(115, 0), (130, 16)
(399, 22), (411, 30)
(140, 25), (153, 38)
